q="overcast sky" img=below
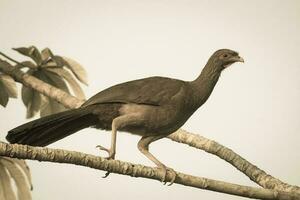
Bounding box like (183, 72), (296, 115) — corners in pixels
(0, 0), (299, 199)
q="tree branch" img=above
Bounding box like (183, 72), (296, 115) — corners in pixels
(1, 57), (299, 195)
(0, 142), (298, 200)
(168, 130), (300, 193)
(0, 59), (83, 109)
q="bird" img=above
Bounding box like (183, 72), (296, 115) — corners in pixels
(6, 49), (244, 184)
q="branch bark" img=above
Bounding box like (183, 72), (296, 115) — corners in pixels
(0, 142), (299, 200)
(168, 130), (300, 193)
(1, 57), (299, 196)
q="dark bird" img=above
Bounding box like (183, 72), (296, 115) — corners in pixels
(6, 49), (244, 184)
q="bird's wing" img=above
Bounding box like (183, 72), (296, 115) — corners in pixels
(82, 76), (185, 107)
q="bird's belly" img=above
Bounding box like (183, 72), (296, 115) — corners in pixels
(119, 104), (192, 137)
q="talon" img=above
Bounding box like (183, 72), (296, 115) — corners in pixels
(96, 145), (115, 159)
(102, 171), (111, 178)
(160, 167), (167, 183)
(106, 150), (116, 160)
(158, 166), (176, 185)
(167, 168), (177, 186)
(96, 145), (109, 153)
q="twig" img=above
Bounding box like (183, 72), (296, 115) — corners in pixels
(0, 51), (28, 69)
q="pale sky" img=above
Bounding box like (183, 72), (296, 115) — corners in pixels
(0, 0), (299, 200)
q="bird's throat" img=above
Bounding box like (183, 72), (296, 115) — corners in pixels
(190, 62), (222, 107)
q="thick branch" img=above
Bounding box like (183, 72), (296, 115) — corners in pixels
(168, 130), (300, 193)
(0, 142), (298, 200)
(1, 57), (299, 194)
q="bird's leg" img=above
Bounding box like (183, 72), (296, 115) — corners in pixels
(96, 117), (121, 178)
(96, 114), (141, 177)
(137, 136), (177, 185)
(96, 117), (119, 160)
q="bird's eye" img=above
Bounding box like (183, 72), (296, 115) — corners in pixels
(223, 54), (228, 58)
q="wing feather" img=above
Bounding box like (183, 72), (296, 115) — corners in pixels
(82, 77), (184, 107)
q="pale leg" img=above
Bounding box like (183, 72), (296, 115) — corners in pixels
(96, 114), (142, 177)
(137, 135), (177, 185)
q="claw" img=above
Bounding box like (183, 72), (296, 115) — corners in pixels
(95, 145), (115, 159)
(102, 171), (111, 178)
(167, 168), (177, 186)
(96, 145), (116, 178)
(96, 145), (110, 153)
(158, 166), (177, 185)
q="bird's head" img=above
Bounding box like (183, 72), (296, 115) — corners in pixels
(209, 49), (244, 69)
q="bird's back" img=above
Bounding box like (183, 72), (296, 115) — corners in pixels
(82, 76), (186, 107)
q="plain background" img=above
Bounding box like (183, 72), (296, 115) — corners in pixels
(0, 0), (299, 199)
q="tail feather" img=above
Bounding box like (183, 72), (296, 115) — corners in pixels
(6, 107), (98, 146)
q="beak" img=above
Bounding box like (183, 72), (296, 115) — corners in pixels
(224, 55), (244, 68)
(233, 55), (244, 63)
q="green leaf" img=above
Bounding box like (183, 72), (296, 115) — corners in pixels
(0, 74), (17, 98)
(26, 90), (41, 118)
(21, 68), (72, 118)
(21, 69), (34, 107)
(36, 70), (67, 116)
(41, 48), (53, 63)
(12, 47), (31, 56)
(51, 55), (65, 67)
(40, 97), (66, 117)
(62, 57), (88, 85)
(13, 46), (42, 65)
(41, 70), (69, 93)
(43, 60), (57, 68)
(11, 159), (33, 190)
(47, 67), (85, 100)
(15, 61), (37, 69)
(21, 70), (42, 118)
(0, 81), (9, 107)
(1, 158), (31, 200)
(0, 162), (16, 200)
(40, 94), (48, 110)
(21, 85), (33, 107)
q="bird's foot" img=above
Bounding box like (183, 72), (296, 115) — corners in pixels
(95, 145), (116, 178)
(95, 145), (115, 160)
(157, 165), (177, 186)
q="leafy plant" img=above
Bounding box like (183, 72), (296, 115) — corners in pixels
(0, 74), (17, 107)
(0, 157), (32, 200)
(0, 46), (89, 200)
(1, 46), (88, 118)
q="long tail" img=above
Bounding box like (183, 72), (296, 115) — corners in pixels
(6, 107), (98, 147)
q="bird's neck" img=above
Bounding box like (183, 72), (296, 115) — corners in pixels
(190, 61), (222, 107)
